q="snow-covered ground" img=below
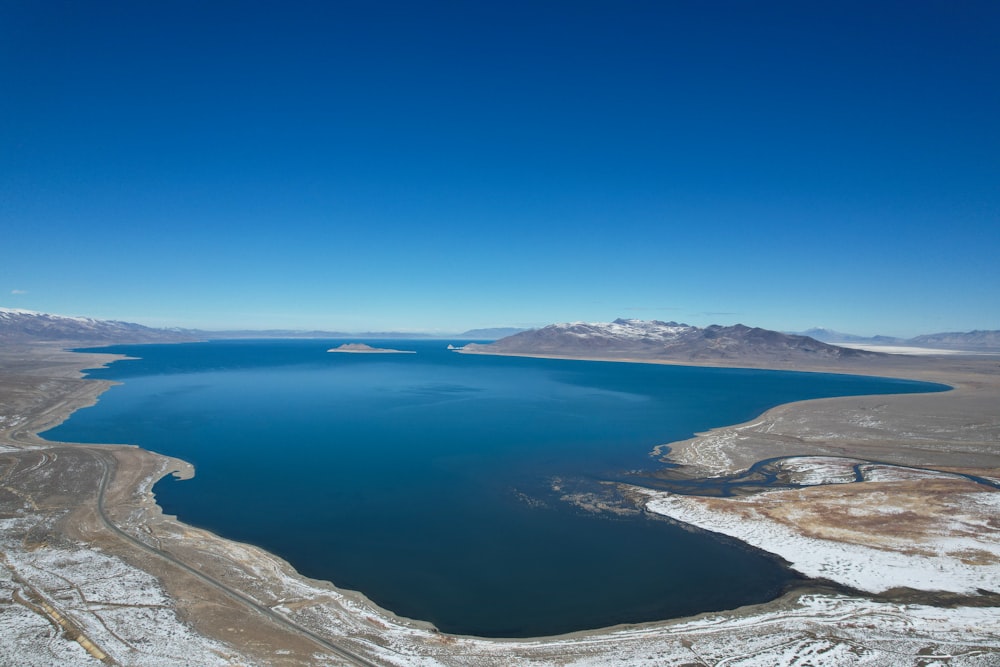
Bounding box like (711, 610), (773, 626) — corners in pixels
(2, 465), (998, 666)
(221, 536), (1000, 666)
(639, 459), (1000, 595)
(775, 456), (860, 485)
(0, 517), (247, 667)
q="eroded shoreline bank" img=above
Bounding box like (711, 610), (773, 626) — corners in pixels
(1, 342), (998, 665)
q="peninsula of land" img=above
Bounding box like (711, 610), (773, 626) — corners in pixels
(1, 312), (998, 665)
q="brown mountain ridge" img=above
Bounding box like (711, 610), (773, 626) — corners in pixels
(463, 318), (882, 365)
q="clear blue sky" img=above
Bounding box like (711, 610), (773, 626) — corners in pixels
(2, 1), (998, 336)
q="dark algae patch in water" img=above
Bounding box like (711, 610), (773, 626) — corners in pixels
(45, 340), (944, 637)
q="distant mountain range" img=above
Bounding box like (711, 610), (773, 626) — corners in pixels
(908, 331), (1000, 350)
(0, 308), (198, 344)
(464, 319), (880, 364)
(793, 328), (905, 346)
(4, 307), (996, 354)
(0, 308), (524, 344)
(794, 327), (1000, 351)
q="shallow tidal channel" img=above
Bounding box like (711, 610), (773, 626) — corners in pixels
(45, 339), (945, 637)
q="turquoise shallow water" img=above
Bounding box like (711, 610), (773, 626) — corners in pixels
(45, 339), (946, 637)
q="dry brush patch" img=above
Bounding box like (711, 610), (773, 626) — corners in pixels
(731, 479), (999, 552)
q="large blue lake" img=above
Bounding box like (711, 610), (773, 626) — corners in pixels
(46, 340), (944, 637)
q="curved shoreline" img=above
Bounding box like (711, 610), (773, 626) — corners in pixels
(2, 343), (998, 664)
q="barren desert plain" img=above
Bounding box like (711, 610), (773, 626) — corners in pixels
(1, 342), (998, 666)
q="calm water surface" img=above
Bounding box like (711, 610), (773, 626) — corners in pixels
(45, 340), (945, 637)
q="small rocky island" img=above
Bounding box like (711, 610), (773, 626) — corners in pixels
(327, 343), (416, 354)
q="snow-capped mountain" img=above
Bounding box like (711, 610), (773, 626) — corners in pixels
(464, 318), (880, 363)
(0, 308), (196, 344)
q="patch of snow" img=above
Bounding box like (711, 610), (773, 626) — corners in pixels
(777, 457), (861, 485)
(0, 307), (45, 316)
(0, 518), (247, 666)
(0, 307), (98, 324)
(549, 319), (695, 343)
(641, 488), (1000, 595)
(860, 465), (963, 482)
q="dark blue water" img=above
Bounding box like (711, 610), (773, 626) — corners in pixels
(45, 340), (946, 637)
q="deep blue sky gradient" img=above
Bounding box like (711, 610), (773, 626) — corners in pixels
(2, 1), (998, 335)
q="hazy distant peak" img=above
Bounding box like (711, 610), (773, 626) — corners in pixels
(458, 327), (527, 339)
(793, 327), (1000, 351)
(793, 327), (904, 345)
(908, 330), (1000, 350)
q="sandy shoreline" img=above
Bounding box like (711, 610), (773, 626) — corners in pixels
(1, 342), (998, 665)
